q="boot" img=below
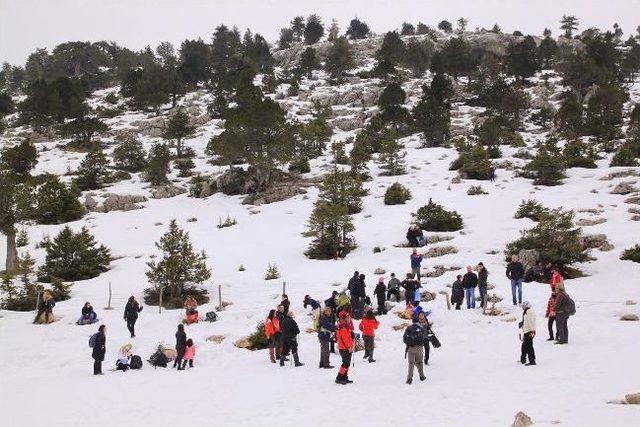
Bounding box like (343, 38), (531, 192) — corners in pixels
(182, 360), (188, 369)
(324, 365), (334, 369)
(420, 375), (426, 381)
(293, 352), (304, 367)
(335, 374), (347, 385)
(406, 378), (412, 384)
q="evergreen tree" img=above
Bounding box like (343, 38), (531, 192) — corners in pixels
(278, 28), (295, 50)
(412, 199), (463, 232)
(291, 16), (306, 42)
(327, 19), (340, 41)
(384, 182), (412, 205)
(402, 39), (434, 77)
(346, 18), (370, 39)
(0, 139), (37, 179)
(412, 75), (452, 147)
(305, 201), (355, 259)
(436, 37), (474, 81)
(318, 167), (365, 214)
(145, 143), (172, 186)
(35, 177), (84, 224)
(523, 146), (566, 185)
(416, 23), (431, 36)
(324, 37), (355, 82)
(377, 137), (406, 176)
(112, 136), (147, 172)
(19, 77), (87, 127)
(38, 226), (110, 282)
(378, 82), (408, 126)
(331, 141), (349, 165)
(506, 35), (539, 83)
(450, 144), (495, 180)
(400, 23), (415, 36)
(145, 219), (211, 307)
(297, 47), (320, 78)
(585, 82), (627, 140)
(538, 35), (558, 69)
(304, 15), (324, 45)
(0, 91), (15, 118)
(59, 115), (108, 148)
(610, 143), (638, 167)
(456, 18), (468, 34)
(560, 15), (579, 38)
(375, 32), (406, 74)
(174, 158), (195, 177)
(438, 20), (453, 34)
(163, 109), (195, 158)
(156, 42), (186, 107)
(297, 108), (333, 159)
(74, 149), (111, 190)
(178, 39), (212, 86)
(121, 62), (171, 114)
(563, 140), (597, 168)
(554, 93), (584, 139)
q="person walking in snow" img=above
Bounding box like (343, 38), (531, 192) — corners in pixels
(506, 255), (525, 306)
(373, 277), (387, 315)
(318, 307), (335, 369)
(174, 324), (187, 370)
(519, 301), (536, 365)
(181, 339), (195, 369)
(462, 266), (478, 309)
(553, 281), (572, 344)
(359, 309), (379, 363)
(403, 314), (427, 384)
(545, 290), (557, 341)
(387, 273), (401, 302)
(335, 312), (354, 385)
(477, 262), (489, 309)
(303, 295), (321, 331)
(416, 311), (433, 365)
(92, 324), (106, 375)
(123, 296), (143, 338)
(410, 249), (424, 282)
(348, 271), (359, 301)
(265, 309), (280, 363)
(451, 275), (464, 310)
(280, 311), (304, 367)
(401, 273), (419, 305)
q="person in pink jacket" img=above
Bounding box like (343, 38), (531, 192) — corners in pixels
(181, 338), (195, 369)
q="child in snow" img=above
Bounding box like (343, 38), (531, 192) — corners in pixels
(77, 302), (97, 325)
(359, 309), (379, 363)
(181, 339), (195, 369)
(116, 343), (132, 371)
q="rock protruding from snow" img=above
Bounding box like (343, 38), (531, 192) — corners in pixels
(625, 393), (640, 404)
(150, 184), (187, 199)
(620, 314), (639, 321)
(424, 245), (458, 258)
(511, 411), (534, 427)
(84, 193), (147, 212)
(611, 181), (639, 195)
(580, 234), (613, 252)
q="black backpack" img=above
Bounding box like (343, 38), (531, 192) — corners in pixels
(403, 324), (425, 347)
(205, 311), (218, 322)
(149, 350), (168, 368)
(566, 295), (576, 316)
(88, 333), (98, 348)
(130, 355), (143, 370)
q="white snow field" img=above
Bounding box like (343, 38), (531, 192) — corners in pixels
(1, 72), (640, 426)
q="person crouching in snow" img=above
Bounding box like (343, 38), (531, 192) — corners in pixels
(359, 309), (379, 363)
(303, 295), (321, 331)
(183, 295), (199, 325)
(181, 339), (195, 369)
(116, 343), (132, 371)
(519, 301), (536, 366)
(373, 277), (387, 315)
(335, 312), (354, 385)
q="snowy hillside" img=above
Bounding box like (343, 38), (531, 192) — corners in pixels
(1, 26), (640, 427)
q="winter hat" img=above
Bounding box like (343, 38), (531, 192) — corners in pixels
(522, 301), (531, 308)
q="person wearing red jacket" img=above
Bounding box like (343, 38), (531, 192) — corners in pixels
(265, 309), (280, 363)
(336, 312), (354, 385)
(545, 290), (558, 341)
(359, 309), (379, 363)
(550, 266), (563, 292)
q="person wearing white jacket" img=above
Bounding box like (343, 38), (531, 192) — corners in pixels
(520, 301), (536, 366)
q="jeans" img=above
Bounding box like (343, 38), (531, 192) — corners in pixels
(520, 332), (535, 364)
(465, 288), (475, 308)
(510, 279), (523, 305)
(478, 286), (487, 308)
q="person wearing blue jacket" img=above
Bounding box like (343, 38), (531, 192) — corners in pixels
(318, 307), (336, 368)
(410, 249), (424, 282)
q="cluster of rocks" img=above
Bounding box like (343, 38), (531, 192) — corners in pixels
(580, 234), (614, 252)
(424, 265), (460, 278)
(150, 184), (187, 199)
(610, 181), (639, 195)
(576, 217), (607, 226)
(84, 193), (147, 212)
(424, 245), (458, 258)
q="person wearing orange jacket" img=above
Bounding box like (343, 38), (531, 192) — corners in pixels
(265, 309), (281, 363)
(336, 312), (354, 385)
(359, 309), (379, 363)
(549, 266), (563, 292)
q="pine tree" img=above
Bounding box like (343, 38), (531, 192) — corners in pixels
(400, 23), (415, 36)
(35, 177), (84, 224)
(563, 140), (597, 168)
(505, 35), (539, 83)
(375, 31), (406, 74)
(59, 115), (108, 148)
(304, 15), (324, 45)
(560, 15), (579, 38)
(113, 136), (147, 172)
(145, 143), (171, 186)
(74, 149), (111, 190)
(325, 37), (355, 82)
(554, 94), (583, 139)
(297, 47), (320, 79)
(38, 226), (110, 282)
(585, 82), (627, 140)
(163, 109), (195, 158)
(305, 201), (355, 260)
(297, 108), (333, 159)
(377, 138), (406, 176)
(456, 18), (468, 34)
(523, 146), (566, 186)
(438, 20), (453, 34)
(538, 35), (558, 69)
(290, 17), (305, 42)
(1, 139), (38, 180)
(331, 141), (349, 165)
(278, 28), (294, 50)
(402, 39), (434, 77)
(318, 167), (365, 214)
(346, 19), (370, 39)
(413, 75), (452, 147)
(145, 219), (211, 308)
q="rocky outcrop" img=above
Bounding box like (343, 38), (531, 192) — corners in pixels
(611, 181), (639, 195)
(580, 234), (613, 251)
(84, 193), (147, 212)
(131, 106), (209, 138)
(620, 314), (639, 321)
(151, 184), (187, 199)
(576, 217), (606, 226)
(424, 245), (458, 258)
(511, 411), (533, 427)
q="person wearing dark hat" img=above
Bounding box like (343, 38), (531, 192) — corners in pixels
(519, 301), (536, 366)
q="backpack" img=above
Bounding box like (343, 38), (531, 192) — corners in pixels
(566, 295), (576, 316)
(130, 355), (143, 370)
(205, 311), (218, 322)
(89, 333), (98, 348)
(403, 324), (425, 347)
(149, 350), (168, 368)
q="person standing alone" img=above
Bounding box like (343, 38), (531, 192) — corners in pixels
(91, 324), (106, 375)
(520, 301), (536, 365)
(506, 255), (525, 306)
(123, 296), (143, 338)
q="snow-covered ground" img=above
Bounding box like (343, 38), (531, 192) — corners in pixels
(1, 73), (640, 426)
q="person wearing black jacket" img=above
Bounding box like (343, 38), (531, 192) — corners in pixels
(318, 307), (335, 369)
(373, 277), (387, 315)
(123, 296), (143, 338)
(347, 272), (359, 299)
(353, 274), (366, 319)
(174, 324), (187, 370)
(451, 275), (464, 310)
(401, 273), (419, 305)
(92, 325), (106, 375)
(280, 311), (304, 367)
(462, 266), (478, 309)
(506, 255), (525, 306)
(324, 291), (338, 353)
(477, 263), (489, 309)
(281, 295), (290, 315)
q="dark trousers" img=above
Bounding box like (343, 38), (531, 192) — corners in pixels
(547, 316), (556, 339)
(424, 340), (430, 363)
(93, 359), (102, 375)
(454, 302), (461, 310)
(319, 338), (331, 367)
(363, 335), (374, 360)
(337, 349), (352, 380)
(387, 289), (400, 302)
(126, 319), (136, 337)
(376, 298), (386, 315)
(280, 339), (300, 365)
(520, 332), (535, 363)
(556, 313), (569, 342)
(405, 291), (414, 305)
(174, 348), (185, 368)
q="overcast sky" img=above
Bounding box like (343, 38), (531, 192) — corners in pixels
(1, 0), (639, 66)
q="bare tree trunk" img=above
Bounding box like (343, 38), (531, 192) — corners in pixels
(5, 229), (18, 274)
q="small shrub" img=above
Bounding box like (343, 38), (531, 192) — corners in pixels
(264, 263), (280, 280)
(372, 246), (382, 253)
(113, 136), (147, 173)
(620, 245), (640, 263)
(467, 185), (487, 195)
(610, 144), (638, 167)
(514, 199), (550, 222)
(105, 93), (119, 104)
(16, 229), (29, 247)
(289, 157), (311, 173)
(563, 140), (597, 169)
(247, 322), (270, 350)
(384, 182), (412, 205)
(522, 147), (566, 186)
(217, 216), (237, 229)
(174, 158), (195, 177)
(238, 264), (246, 272)
(450, 145), (495, 180)
(188, 175), (206, 198)
(412, 199), (463, 232)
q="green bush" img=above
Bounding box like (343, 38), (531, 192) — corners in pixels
(412, 199), (463, 231)
(113, 137), (147, 172)
(35, 177), (84, 225)
(289, 157), (311, 173)
(620, 245), (640, 263)
(188, 175), (206, 198)
(247, 322), (270, 350)
(174, 158), (195, 177)
(610, 144), (638, 167)
(384, 182), (412, 205)
(467, 185), (487, 195)
(522, 147), (565, 185)
(514, 199), (550, 222)
(563, 140), (597, 169)
(450, 145), (495, 180)
(264, 263), (280, 280)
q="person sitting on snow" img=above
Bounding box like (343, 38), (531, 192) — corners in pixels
(116, 343), (133, 371)
(77, 302), (98, 325)
(183, 295), (199, 324)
